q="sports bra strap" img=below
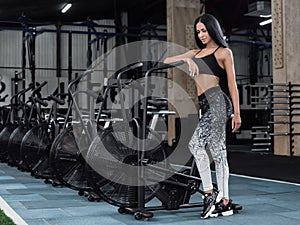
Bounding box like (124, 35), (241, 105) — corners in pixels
(194, 46), (220, 57)
(213, 46), (221, 53)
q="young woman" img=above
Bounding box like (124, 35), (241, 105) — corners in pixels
(164, 14), (241, 219)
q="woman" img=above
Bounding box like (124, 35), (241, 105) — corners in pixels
(164, 14), (241, 219)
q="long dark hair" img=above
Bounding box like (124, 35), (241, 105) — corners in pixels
(194, 14), (228, 49)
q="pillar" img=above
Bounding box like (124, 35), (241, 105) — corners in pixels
(272, 0), (300, 156)
(166, 0), (204, 146)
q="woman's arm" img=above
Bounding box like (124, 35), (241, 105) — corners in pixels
(222, 48), (242, 132)
(164, 50), (199, 77)
(164, 50), (195, 64)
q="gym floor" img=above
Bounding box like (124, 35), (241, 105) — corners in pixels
(1, 149), (300, 225)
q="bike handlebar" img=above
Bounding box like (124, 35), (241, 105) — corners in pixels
(47, 94), (65, 105)
(31, 81), (47, 95)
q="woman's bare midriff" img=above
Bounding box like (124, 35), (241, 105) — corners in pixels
(194, 74), (220, 96)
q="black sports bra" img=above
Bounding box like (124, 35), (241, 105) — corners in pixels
(192, 46), (226, 79)
(192, 46), (230, 95)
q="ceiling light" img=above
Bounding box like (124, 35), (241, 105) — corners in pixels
(260, 14), (272, 18)
(259, 18), (272, 26)
(61, 3), (72, 13)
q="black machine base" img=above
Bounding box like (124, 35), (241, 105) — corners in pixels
(118, 202), (242, 220)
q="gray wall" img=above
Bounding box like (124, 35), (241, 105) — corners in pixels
(0, 20), (116, 105)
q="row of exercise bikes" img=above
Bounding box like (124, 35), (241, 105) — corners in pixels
(0, 61), (242, 220)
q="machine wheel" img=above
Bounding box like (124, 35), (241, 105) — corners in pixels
(85, 121), (169, 208)
(49, 125), (89, 191)
(134, 212), (143, 220)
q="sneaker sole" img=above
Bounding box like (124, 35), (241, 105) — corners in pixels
(210, 209), (234, 218)
(201, 205), (216, 219)
(201, 192), (223, 219)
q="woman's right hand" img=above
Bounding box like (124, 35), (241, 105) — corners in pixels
(184, 58), (199, 77)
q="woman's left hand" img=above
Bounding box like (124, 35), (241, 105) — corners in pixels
(232, 114), (241, 133)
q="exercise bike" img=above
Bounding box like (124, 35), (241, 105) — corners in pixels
(85, 61), (242, 220)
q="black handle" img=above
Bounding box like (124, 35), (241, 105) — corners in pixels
(18, 85), (33, 97)
(68, 69), (94, 92)
(0, 94), (8, 102)
(48, 95), (65, 105)
(34, 97), (48, 107)
(116, 62), (144, 80)
(0, 81), (6, 94)
(32, 81), (47, 95)
(10, 84), (33, 103)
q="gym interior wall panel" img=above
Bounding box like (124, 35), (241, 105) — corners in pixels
(258, 47), (272, 79)
(255, 29), (273, 80)
(91, 19), (116, 82)
(0, 30), (22, 74)
(229, 35), (251, 83)
(0, 30), (22, 67)
(228, 31), (272, 84)
(61, 20), (116, 85)
(0, 20), (117, 106)
(62, 24), (88, 73)
(0, 30), (22, 105)
(34, 25), (68, 98)
(93, 19), (116, 58)
(35, 25), (57, 78)
(59, 31), (69, 78)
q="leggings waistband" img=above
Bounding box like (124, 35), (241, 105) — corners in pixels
(197, 86), (232, 117)
(198, 86), (224, 104)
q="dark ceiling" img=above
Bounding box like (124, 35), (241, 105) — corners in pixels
(0, 0), (271, 35)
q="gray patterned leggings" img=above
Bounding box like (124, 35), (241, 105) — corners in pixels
(188, 86), (233, 199)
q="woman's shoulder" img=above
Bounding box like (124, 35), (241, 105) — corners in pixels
(216, 47), (233, 59)
(217, 47), (232, 54)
